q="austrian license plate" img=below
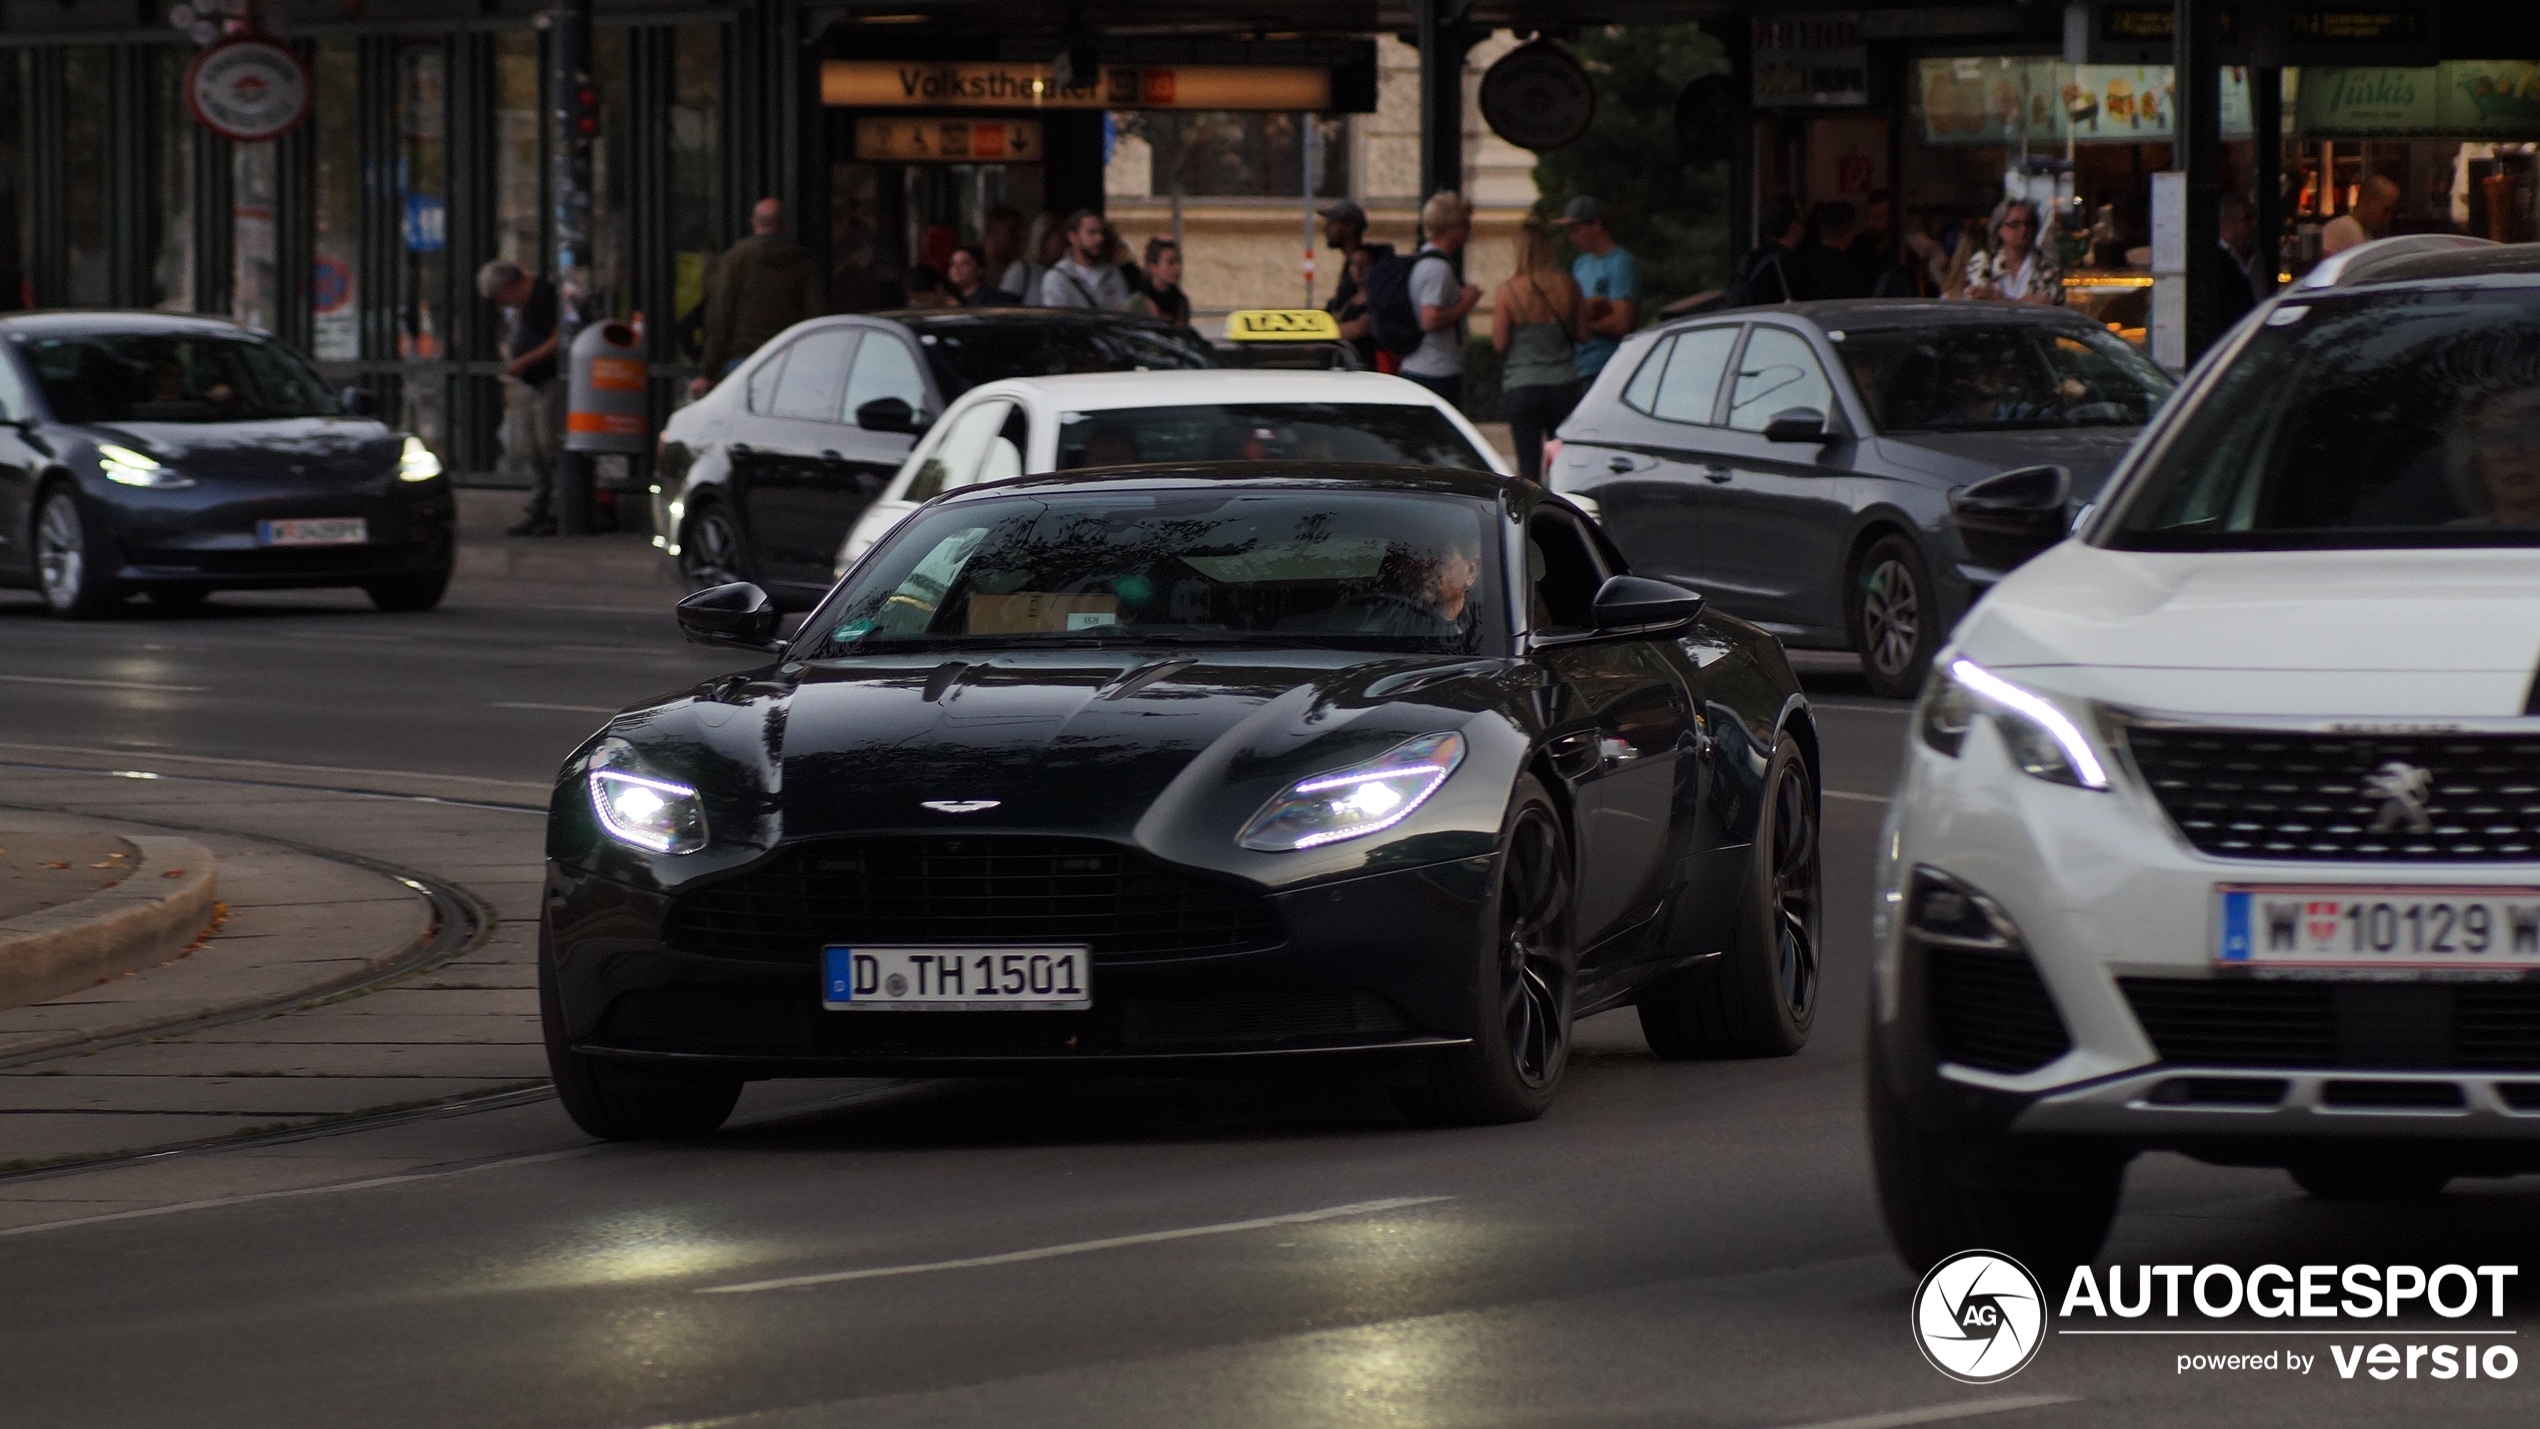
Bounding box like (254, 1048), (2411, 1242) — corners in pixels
(2216, 885), (2540, 972)
(822, 946), (1091, 1010)
(258, 517), (367, 547)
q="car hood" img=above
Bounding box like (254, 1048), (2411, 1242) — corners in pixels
(85, 417), (400, 478)
(1955, 542), (2540, 717)
(772, 648), (1513, 842)
(1875, 426), (2138, 499)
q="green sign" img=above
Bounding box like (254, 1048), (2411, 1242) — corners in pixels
(2300, 62), (2540, 137)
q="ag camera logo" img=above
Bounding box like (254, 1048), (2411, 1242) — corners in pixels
(1914, 1250), (2048, 1382)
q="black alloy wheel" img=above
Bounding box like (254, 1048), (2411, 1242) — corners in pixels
(1853, 534), (1935, 700)
(539, 921), (741, 1140)
(1638, 732), (1820, 1058)
(35, 488), (123, 619)
(678, 500), (752, 591)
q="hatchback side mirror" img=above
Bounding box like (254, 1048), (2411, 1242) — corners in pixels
(1950, 464), (2073, 571)
(676, 582), (784, 652)
(1761, 407), (1827, 443)
(339, 385), (380, 417)
(855, 397), (931, 435)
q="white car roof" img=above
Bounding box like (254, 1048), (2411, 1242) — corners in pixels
(955, 369), (1456, 411)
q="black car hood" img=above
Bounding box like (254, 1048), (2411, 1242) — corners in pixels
(774, 647), (1508, 842)
(88, 418), (398, 477)
(1875, 426), (2137, 499)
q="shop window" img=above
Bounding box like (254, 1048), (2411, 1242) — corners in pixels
(153, 47), (194, 312)
(588, 27), (629, 320)
(495, 31), (543, 269)
(398, 41), (448, 449)
(1133, 112), (1347, 199)
(62, 47), (109, 307)
(312, 40), (360, 360)
(671, 25), (722, 342)
(0, 52), (24, 310)
(233, 140), (275, 333)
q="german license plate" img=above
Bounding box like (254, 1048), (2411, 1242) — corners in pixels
(2217, 885), (2540, 971)
(258, 517), (367, 547)
(822, 946), (1090, 1010)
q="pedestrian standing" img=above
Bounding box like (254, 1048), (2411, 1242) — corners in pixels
(2213, 193), (2261, 333)
(1319, 198), (1370, 334)
(1017, 214), (1065, 306)
(1490, 222), (1586, 485)
(1727, 195), (1805, 307)
(983, 206), (1029, 298)
(1038, 209), (1133, 309)
(1334, 241), (1392, 370)
(1124, 237), (1191, 326)
(1797, 201), (1867, 300)
(947, 246), (1020, 306)
(1847, 189), (1896, 297)
(476, 259), (562, 537)
(1400, 191), (1482, 408)
(1557, 196), (1639, 383)
(1961, 198), (2061, 304)
(693, 197), (828, 396)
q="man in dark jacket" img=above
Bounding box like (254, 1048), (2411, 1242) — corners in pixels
(1728, 195), (1806, 307)
(692, 198), (828, 396)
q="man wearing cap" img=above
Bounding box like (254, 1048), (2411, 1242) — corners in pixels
(1559, 197), (1639, 383)
(1319, 199), (1377, 365)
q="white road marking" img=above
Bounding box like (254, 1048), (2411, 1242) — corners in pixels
(699, 1195), (1454, 1295)
(0, 1147), (587, 1239)
(1826, 790), (1890, 804)
(489, 702), (619, 714)
(0, 674), (209, 693)
(0, 741), (550, 792)
(1771, 1394), (2079, 1429)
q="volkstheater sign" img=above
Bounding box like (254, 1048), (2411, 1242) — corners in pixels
(821, 60), (1333, 111)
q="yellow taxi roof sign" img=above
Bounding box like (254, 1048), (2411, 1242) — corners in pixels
(1224, 308), (1342, 342)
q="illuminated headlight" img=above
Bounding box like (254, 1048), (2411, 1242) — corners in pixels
(587, 743), (708, 853)
(98, 442), (191, 488)
(1919, 657), (2109, 790)
(1238, 731), (1465, 852)
(398, 435), (444, 481)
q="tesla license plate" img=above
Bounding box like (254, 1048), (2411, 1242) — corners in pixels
(2216, 885), (2540, 972)
(257, 518), (367, 547)
(822, 946), (1091, 1010)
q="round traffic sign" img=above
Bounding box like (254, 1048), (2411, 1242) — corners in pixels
(184, 36), (313, 143)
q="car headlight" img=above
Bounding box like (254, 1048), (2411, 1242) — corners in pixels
(98, 442), (192, 489)
(1918, 657), (2110, 790)
(398, 435), (444, 482)
(1238, 731), (1465, 852)
(587, 742), (708, 853)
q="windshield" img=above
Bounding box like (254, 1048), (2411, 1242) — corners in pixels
(1056, 403), (1492, 473)
(1838, 323), (2171, 433)
(21, 330), (339, 424)
(2108, 287), (2540, 550)
(916, 322), (1218, 396)
(801, 488), (1505, 657)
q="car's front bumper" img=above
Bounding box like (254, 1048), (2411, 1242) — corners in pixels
(92, 474), (455, 590)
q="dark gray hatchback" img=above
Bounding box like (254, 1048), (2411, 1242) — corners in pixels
(1552, 301), (2172, 696)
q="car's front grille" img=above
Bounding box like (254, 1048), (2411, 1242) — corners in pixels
(2119, 977), (2540, 1071)
(663, 836), (1282, 965)
(2122, 726), (2540, 862)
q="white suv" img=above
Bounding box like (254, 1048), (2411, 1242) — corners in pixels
(1871, 237), (2540, 1271)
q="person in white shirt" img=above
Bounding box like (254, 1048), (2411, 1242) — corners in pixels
(1037, 209), (1133, 310)
(1400, 191), (1483, 407)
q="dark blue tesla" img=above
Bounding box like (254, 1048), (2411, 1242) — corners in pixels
(0, 313), (454, 618)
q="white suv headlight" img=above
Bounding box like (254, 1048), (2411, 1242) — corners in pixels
(1918, 658), (2110, 790)
(587, 741), (708, 853)
(1238, 731), (1466, 852)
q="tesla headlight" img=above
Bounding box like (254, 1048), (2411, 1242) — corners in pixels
(1238, 731), (1466, 852)
(98, 442), (192, 488)
(587, 742), (708, 853)
(1918, 658), (2110, 791)
(398, 435), (444, 481)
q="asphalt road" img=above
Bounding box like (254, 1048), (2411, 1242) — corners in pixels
(2, 585), (2535, 1429)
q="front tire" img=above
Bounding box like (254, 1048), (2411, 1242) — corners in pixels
(1403, 776), (1576, 1125)
(1638, 732), (1820, 1059)
(540, 927), (740, 1140)
(35, 488), (124, 619)
(1852, 534), (1936, 700)
(1869, 1048), (2126, 1276)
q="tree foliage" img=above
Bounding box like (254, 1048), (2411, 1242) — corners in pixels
(1531, 26), (1732, 310)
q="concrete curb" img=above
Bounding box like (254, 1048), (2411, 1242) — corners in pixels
(0, 838), (218, 1013)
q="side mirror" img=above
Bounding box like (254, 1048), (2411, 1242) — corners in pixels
(676, 581), (784, 652)
(339, 385), (380, 417)
(855, 397), (930, 435)
(1949, 464), (2073, 572)
(1591, 574), (1705, 633)
(1761, 407), (1826, 443)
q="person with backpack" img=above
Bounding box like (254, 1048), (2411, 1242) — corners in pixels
(1490, 221), (1588, 485)
(1386, 192), (1482, 407)
(1037, 208), (1132, 310)
(1726, 194), (1806, 308)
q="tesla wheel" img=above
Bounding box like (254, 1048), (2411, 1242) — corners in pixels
(2288, 1161), (2452, 1201)
(35, 489), (123, 619)
(365, 568), (451, 613)
(539, 927), (741, 1140)
(1638, 733), (1820, 1059)
(679, 500), (753, 591)
(1404, 776), (1576, 1125)
(1852, 534), (1935, 700)
(1869, 1048), (2126, 1276)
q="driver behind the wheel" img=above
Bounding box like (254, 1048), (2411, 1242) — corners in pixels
(1275, 508), (1485, 645)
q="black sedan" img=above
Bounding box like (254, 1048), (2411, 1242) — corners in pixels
(1553, 301), (2173, 697)
(0, 312), (453, 618)
(656, 307), (1217, 608)
(542, 464), (1821, 1137)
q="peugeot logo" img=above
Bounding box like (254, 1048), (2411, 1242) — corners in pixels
(2364, 760), (2435, 835)
(921, 799), (1000, 814)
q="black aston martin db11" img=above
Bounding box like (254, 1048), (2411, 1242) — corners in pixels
(540, 464), (1821, 1137)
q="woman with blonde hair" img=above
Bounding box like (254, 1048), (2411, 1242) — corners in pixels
(1491, 221), (1589, 484)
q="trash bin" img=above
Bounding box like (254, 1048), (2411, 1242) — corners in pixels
(565, 321), (648, 453)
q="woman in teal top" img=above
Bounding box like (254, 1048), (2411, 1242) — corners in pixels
(1490, 222), (1589, 485)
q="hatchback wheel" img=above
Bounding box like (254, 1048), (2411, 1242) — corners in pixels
(679, 501), (752, 591)
(36, 489), (123, 619)
(1853, 534), (1936, 699)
